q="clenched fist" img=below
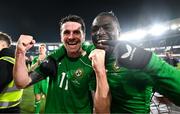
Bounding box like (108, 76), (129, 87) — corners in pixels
(16, 35), (36, 55)
(89, 49), (106, 73)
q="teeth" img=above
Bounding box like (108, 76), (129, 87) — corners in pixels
(68, 42), (76, 45)
(97, 40), (108, 43)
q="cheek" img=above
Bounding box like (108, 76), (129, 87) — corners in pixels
(81, 37), (85, 42)
(61, 36), (66, 42)
(107, 32), (116, 39)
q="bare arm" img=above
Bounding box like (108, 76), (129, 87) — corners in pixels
(30, 53), (46, 72)
(29, 59), (40, 72)
(89, 49), (111, 113)
(13, 35), (36, 88)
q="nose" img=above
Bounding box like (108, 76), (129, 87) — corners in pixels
(97, 27), (106, 35)
(68, 32), (74, 39)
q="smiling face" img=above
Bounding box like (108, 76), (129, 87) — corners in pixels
(39, 44), (46, 55)
(61, 21), (85, 58)
(91, 15), (120, 49)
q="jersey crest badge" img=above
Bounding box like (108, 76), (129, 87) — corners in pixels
(75, 69), (83, 77)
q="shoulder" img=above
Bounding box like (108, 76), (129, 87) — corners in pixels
(48, 44), (66, 61)
(82, 42), (95, 54)
(0, 47), (15, 58)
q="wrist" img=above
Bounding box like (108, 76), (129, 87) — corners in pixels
(95, 68), (107, 78)
(15, 49), (26, 56)
(15, 51), (26, 59)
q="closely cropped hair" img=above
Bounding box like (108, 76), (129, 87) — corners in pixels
(59, 15), (86, 33)
(40, 43), (46, 47)
(97, 11), (121, 31)
(0, 32), (12, 47)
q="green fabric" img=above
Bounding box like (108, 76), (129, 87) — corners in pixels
(95, 55), (153, 113)
(34, 100), (41, 114)
(34, 79), (49, 95)
(103, 53), (180, 113)
(32, 56), (49, 95)
(35, 42), (95, 113)
(145, 53), (180, 106)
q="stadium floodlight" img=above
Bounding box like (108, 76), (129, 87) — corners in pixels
(173, 45), (180, 49)
(170, 24), (178, 30)
(120, 33), (132, 41)
(133, 29), (147, 39)
(150, 48), (156, 51)
(48, 46), (54, 50)
(148, 24), (169, 36)
(120, 29), (147, 41)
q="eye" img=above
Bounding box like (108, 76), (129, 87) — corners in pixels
(73, 30), (81, 35)
(63, 30), (70, 35)
(91, 26), (99, 33)
(103, 25), (113, 31)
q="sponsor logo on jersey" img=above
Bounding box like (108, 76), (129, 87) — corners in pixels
(121, 44), (136, 61)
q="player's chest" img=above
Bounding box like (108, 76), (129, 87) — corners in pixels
(55, 57), (93, 90)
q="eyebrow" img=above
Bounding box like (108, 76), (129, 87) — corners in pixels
(76, 26), (82, 30)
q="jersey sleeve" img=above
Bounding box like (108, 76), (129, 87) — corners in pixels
(145, 53), (180, 106)
(34, 65), (48, 79)
(34, 45), (66, 79)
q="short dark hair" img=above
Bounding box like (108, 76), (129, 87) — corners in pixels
(97, 11), (121, 31)
(59, 15), (86, 33)
(0, 32), (12, 47)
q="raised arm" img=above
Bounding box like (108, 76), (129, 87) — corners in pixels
(13, 35), (36, 88)
(145, 53), (180, 105)
(101, 40), (180, 106)
(89, 49), (111, 113)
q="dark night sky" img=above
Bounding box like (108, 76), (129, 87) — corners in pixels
(0, 0), (180, 42)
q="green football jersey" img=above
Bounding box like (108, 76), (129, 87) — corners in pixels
(145, 53), (180, 106)
(35, 43), (95, 113)
(32, 56), (49, 95)
(102, 53), (180, 113)
(104, 56), (153, 113)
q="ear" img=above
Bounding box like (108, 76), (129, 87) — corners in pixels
(2, 41), (8, 48)
(0, 42), (7, 51)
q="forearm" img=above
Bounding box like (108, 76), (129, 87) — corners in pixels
(13, 52), (31, 88)
(94, 68), (110, 113)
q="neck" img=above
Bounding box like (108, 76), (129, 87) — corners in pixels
(67, 48), (83, 58)
(40, 52), (46, 55)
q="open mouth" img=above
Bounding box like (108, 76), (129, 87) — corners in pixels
(97, 39), (108, 44)
(67, 40), (79, 45)
(67, 42), (77, 45)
